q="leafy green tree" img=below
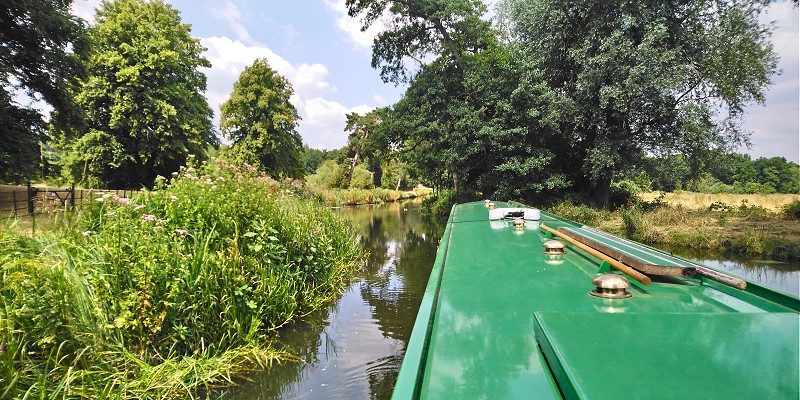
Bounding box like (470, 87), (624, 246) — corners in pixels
(341, 109), (386, 188)
(501, 0), (778, 205)
(220, 58), (304, 178)
(1, 0), (83, 182)
(57, 0), (215, 188)
(345, 0), (493, 84)
(350, 0), (567, 200)
(752, 157), (799, 194)
(303, 145), (340, 175)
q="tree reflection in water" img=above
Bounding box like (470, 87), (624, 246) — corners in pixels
(230, 201), (443, 399)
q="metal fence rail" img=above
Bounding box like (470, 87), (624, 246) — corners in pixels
(0, 184), (133, 216)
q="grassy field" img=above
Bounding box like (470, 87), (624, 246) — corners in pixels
(640, 191), (799, 212)
(548, 192), (800, 260)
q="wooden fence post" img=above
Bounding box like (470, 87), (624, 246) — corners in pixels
(26, 182), (35, 215)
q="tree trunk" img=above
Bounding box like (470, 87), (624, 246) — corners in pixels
(592, 176), (612, 208)
(395, 173), (403, 191)
(345, 151), (359, 189)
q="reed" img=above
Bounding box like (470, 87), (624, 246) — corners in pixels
(1, 158), (365, 398)
(311, 186), (429, 206)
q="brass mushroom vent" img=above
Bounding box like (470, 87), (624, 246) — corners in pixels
(589, 273), (632, 299)
(542, 239), (566, 255)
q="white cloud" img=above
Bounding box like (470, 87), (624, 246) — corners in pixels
(201, 36), (372, 150)
(322, 0), (386, 48)
(742, 1), (799, 162)
(211, 0), (256, 45)
(296, 97), (373, 149)
(70, 0), (101, 20)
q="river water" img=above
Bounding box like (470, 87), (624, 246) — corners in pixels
(233, 201), (799, 399)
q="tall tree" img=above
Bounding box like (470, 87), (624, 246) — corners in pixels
(0, 0), (83, 182)
(219, 58), (304, 178)
(345, 0), (494, 84)
(57, 0), (216, 188)
(501, 0), (778, 205)
(341, 109), (386, 188)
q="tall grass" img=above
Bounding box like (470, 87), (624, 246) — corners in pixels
(640, 191), (800, 212)
(1, 158), (365, 398)
(311, 186), (432, 206)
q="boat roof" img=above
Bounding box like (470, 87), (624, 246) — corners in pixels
(393, 201), (799, 399)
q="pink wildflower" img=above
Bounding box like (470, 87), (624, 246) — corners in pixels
(175, 229), (188, 236)
(82, 231), (92, 237)
(114, 197), (132, 205)
(142, 214), (156, 222)
(135, 204), (145, 210)
(105, 211), (116, 217)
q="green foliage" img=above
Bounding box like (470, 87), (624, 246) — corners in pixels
(651, 154), (800, 194)
(220, 58), (304, 178)
(783, 200), (800, 220)
(1, 158), (364, 397)
(56, 0), (216, 189)
(609, 180), (642, 209)
(345, 0), (493, 84)
(341, 109), (387, 188)
(311, 187), (425, 206)
(501, 0), (777, 205)
(307, 159), (373, 190)
(545, 199), (613, 227)
(420, 189), (460, 220)
(304, 146), (340, 175)
(0, 0), (84, 183)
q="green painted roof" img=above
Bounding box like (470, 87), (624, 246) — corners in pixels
(393, 201), (800, 400)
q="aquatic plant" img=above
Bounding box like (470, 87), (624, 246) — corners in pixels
(0, 158), (364, 398)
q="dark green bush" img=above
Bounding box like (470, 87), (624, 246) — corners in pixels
(783, 200), (800, 220)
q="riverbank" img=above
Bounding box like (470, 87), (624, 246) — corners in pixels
(311, 185), (433, 206)
(1, 159), (365, 399)
(548, 193), (800, 260)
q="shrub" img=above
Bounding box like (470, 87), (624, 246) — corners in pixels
(609, 180), (642, 209)
(546, 199), (612, 227)
(421, 189), (459, 220)
(783, 200), (800, 220)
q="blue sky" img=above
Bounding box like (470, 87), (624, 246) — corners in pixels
(69, 0), (798, 162)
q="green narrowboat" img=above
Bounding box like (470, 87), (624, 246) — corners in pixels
(393, 201), (799, 399)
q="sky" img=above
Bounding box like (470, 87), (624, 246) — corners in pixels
(66, 0), (799, 162)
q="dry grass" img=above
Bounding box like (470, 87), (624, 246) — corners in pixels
(595, 203), (800, 259)
(640, 191), (800, 212)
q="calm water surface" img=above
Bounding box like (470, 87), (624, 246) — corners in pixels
(233, 202), (799, 399)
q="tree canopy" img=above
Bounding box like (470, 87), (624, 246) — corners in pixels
(56, 0), (216, 188)
(219, 58), (304, 178)
(350, 0), (780, 205)
(0, 0), (83, 183)
(500, 0), (778, 204)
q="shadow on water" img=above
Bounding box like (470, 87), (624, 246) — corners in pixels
(230, 200), (444, 399)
